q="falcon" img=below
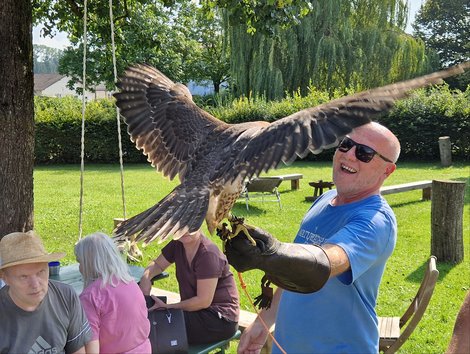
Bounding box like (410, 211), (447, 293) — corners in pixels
(113, 62), (469, 251)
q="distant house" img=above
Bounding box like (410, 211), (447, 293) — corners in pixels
(187, 81), (215, 96)
(34, 73), (112, 100)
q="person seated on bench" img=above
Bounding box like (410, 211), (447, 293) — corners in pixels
(0, 231), (92, 353)
(75, 232), (151, 354)
(139, 229), (239, 345)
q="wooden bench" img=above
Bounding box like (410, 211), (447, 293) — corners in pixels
(271, 173), (303, 190)
(150, 287), (258, 331)
(188, 330), (241, 354)
(380, 180), (432, 200)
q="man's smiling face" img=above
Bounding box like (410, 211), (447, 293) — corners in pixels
(332, 126), (396, 204)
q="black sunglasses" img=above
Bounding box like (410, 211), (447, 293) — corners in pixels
(337, 137), (393, 163)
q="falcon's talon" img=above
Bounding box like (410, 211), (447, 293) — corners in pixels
(231, 224), (257, 246)
(226, 215), (257, 246)
(116, 239), (143, 263)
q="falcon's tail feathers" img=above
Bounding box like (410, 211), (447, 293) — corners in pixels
(113, 185), (209, 245)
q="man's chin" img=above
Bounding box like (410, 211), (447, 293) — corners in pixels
(28, 289), (47, 303)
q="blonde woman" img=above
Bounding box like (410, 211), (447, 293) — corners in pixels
(75, 232), (151, 354)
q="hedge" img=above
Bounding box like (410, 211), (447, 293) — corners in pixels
(34, 85), (469, 164)
(35, 96), (146, 164)
(377, 86), (470, 161)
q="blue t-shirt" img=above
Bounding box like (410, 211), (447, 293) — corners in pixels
(273, 190), (396, 354)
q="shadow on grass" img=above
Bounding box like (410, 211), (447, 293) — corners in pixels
(388, 199), (429, 208)
(231, 203), (280, 216)
(406, 258), (457, 283)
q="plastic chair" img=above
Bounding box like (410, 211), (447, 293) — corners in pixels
(242, 177), (282, 210)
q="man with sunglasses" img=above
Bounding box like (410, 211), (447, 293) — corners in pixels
(229, 122), (400, 354)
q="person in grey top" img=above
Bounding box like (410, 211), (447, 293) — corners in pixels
(0, 231), (91, 354)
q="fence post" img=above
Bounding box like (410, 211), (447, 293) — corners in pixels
(438, 136), (452, 167)
(431, 180), (466, 263)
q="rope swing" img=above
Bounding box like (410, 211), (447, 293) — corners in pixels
(78, 0), (127, 240)
(77, 0), (88, 240)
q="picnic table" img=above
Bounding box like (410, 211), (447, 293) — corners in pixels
(50, 264), (243, 354)
(49, 263), (144, 293)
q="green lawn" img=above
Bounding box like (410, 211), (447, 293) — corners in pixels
(33, 161), (469, 353)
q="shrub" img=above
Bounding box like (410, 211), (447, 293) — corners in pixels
(378, 85), (470, 161)
(34, 96), (146, 164)
(34, 84), (469, 164)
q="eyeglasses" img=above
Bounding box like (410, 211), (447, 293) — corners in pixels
(337, 137), (393, 163)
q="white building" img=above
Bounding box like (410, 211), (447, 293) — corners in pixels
(34, 74), (112, 100)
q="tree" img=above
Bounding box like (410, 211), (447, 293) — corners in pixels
(228, 0), (433, 99)
(34, 44), (63, 73)
(0, 0), (35, 237)
(191, 8), (230, 93)
(413, 0), (470, 66)
(202, 0), (313, 35)
(412, 0), (470, 89)
(34, 0), (230, 94)
(3, 0), (321, 237)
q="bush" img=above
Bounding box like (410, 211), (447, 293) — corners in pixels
(34, 85), (469, 164)
(34, 96), (146, 164)
(378, 85), (470, 161)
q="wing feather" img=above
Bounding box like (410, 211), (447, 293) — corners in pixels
(113, 61), (469, 245)
(115, 64), (229, 182)
(233, 62), (470, 179)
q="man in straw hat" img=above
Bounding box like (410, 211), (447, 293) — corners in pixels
(0, 231), (92, 353)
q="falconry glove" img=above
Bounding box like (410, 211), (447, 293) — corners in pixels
(218, 217), (331, 308)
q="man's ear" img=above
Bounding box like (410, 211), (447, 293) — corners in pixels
(384, 163), (396, 177)
(0, 269), (9, 284)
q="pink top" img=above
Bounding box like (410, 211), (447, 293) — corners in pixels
(79, 278), (151, 354)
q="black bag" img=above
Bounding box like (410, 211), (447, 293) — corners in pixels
(146, 296), (188, 354)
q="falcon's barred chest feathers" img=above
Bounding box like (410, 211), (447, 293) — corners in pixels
(113, 62), (470, 248)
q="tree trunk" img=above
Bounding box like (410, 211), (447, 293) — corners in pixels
(431, 180), (466, 263)
(438, 136), (452, 167)
(0, 0), (35, 238)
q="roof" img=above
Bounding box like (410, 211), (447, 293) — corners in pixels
(34, 73), (64, 92)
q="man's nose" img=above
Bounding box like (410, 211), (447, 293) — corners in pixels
(345, 146), (357, 160)
(28, 276), (41, 288)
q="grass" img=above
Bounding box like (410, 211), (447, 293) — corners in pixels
(33, 161), (469, 353)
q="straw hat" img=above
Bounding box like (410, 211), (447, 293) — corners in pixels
(0, 231), (65, 270)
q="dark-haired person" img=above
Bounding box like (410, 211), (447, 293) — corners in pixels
(230, 122), (401, 354)
(139, 229), (239, 345)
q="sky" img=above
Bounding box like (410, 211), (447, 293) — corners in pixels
(33, 0), (424, 49)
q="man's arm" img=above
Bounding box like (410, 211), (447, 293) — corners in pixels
(237, 244), (349, 354)
(238, 288), (283, 354)
(70, 346), (87, 354)
(446, 291), (470, 354)
(83, 339), (99, 354)
(322, 244), (350, 277)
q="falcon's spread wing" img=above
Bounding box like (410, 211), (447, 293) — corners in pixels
(113, 62), (470, 245)
(114, 64), (228, 182)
